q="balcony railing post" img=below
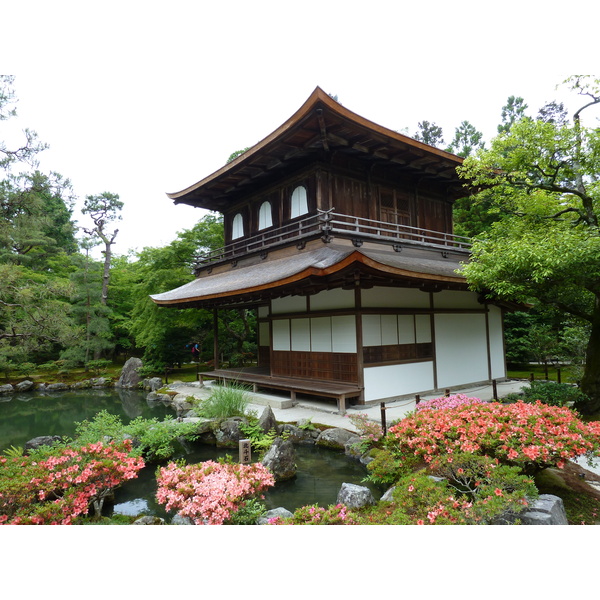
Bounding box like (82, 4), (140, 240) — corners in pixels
(193, 211), (471, 270)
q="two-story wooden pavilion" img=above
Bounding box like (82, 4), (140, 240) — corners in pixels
(151, 87), (507, 413)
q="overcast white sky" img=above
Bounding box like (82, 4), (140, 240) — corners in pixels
(3, 0), (599, 258)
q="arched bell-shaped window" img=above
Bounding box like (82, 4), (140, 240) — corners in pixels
(258, 201), (273, 230)
(231, 213), (244, 239)
(290, 185), (308, 219)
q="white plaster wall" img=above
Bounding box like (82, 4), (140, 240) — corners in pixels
(331, 315), (357, 352)
(415, 315), (432, 343)
(488, 305), (506, 379)
(271, 295), (307, 314)
(311, 317), (332, 352)
(398, 315), (415, 343)
(361, 287), (430, 308)
(291, 318), (311, 351)
(362, 315), (382, 346)
(272, 319), (290, 351)
(434, 313), (489, 388)
(310, 288), (355, 310)
(364, 362), (435, 401)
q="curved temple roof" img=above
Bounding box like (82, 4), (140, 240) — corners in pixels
(167, 87), (464, 211)
(150, 244), (467, 309)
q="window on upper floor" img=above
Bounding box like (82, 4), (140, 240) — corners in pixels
(290, 185), (308, 219)
(231, 213), (244, 239)
(258, 201), (273, 230)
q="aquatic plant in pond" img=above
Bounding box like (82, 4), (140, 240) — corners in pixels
(195, 382), (250, 419)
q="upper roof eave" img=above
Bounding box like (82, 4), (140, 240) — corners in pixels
(166, 86), (464, 208)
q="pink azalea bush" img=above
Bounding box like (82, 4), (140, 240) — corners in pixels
(346, 412), (384, 453)
(269, 503), (358, 525)
(155, 459), (275, 525)
(388, 400), (600, 472)
(415, 394), (485, 412)
(0, 440), (145, 524)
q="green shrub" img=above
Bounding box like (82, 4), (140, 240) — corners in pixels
(74, 410), (199, 461)
(519, 380), (589, 407)
(195, 382), (250, 419)
(363, 447), (422, 487)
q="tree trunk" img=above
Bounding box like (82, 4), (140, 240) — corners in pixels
(578, 296), (600, 414)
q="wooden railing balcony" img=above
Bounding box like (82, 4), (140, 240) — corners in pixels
(193, 209), (471, 271)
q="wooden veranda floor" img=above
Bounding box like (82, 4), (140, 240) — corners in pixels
(199, 366), (363, 415)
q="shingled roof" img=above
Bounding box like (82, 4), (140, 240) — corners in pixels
(150, 243), (468, 309)
(167, 86), (464, 212)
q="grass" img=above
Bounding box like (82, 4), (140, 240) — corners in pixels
(195, 381), (251, 419)
(507, 364), (579, 383)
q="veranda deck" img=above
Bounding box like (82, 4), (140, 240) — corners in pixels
(199, 367), (362, 415)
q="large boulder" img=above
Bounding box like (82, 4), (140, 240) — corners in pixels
(46, 382), (70, 392)
(133, 516), (165, 525)
(258, 405), (280, 435)
(172, 393), (195, 417)
(494, 494), (569, 525)
(0, 384), (14, 395)
(257, 507), (294, 525)
(214, 417), (248, 447)
(279, 423), (316, 445)
(337, 482), (376, 509)
(116, 357), (143, 389)
(143, 377), (163, 391)
(316, 427), (359, 450)
(24, 435), (63, 454)
(15, 380), (34, 392)
(261, 437), (297, 481)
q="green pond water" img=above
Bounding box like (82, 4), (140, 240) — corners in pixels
(0, 389), (380, 520)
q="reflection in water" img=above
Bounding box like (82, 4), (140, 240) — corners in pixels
(0, 388), (171, 451)
(0, 389), (381, 521)
(111, 444), (381, 520)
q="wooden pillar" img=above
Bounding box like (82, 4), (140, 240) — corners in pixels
(213, 308), (219, 370)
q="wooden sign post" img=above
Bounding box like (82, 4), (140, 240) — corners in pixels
(239, 439), (251, 464)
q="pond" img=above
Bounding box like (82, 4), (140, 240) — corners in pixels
(0, 388), (380, 521)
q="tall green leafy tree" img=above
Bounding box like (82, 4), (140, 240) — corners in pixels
(81, 192), (123, 307)
(458, 75), (600, 414)
(129, 213), (224, 371)
(447, 120), (484, 158)
(0, 76), (79, 369)
(497, 95), (528, 134)
(413, 121), (445, 147)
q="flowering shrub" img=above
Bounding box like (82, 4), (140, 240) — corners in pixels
(388, 400), (600, 472)
(0, 440), (145, 524)
(383, 459), (536, 525)
(155, 459), (275, 524)
(345, 412), (384, 453)
(416, 394), (485, 412)
(363, 447), (422, 487)
(269, 503), (358, 525)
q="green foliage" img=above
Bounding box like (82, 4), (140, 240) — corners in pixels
(195, 382), (250, 419)
(226, 147), (251, 164)
(446, 120), (484, 157)
(458, 76), (600, 413)
(507, 380), (590, 409)
(74, 410), (199, 461)
(224, 497), (268, 525)
(413, 121), (444, 147)
(2, 445), (23, 458)
(363, 447), (421, 487)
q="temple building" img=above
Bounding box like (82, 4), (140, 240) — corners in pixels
(151, 87), (507, 413)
